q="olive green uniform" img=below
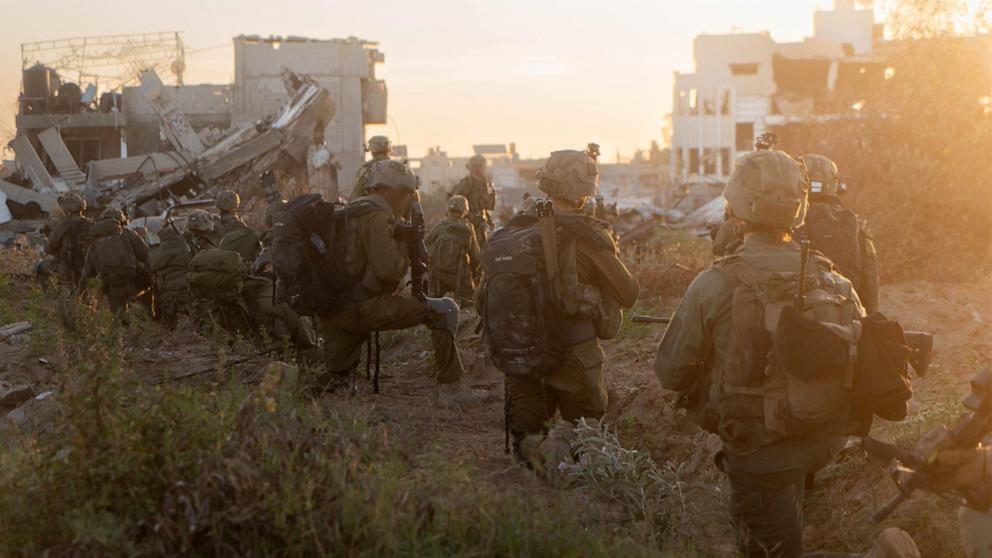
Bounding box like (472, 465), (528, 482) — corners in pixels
(426, 214), (481, 300)
(45, 214), (93, 284)
(507, 210), (639, 454)
(350, 155), (390, 201)
(183, 229), (222, 254)
(242, 275), (320, 363)
(318, 194), (464, 386)
(218, 212), (262, 266)
(807, 197), (880, 314)
(147, 236), (192, 327)
(712, 217), (742, 257)
(452, 175), (496, 244)
(655, 233), (864, 558)
(80, 219), (146, 314)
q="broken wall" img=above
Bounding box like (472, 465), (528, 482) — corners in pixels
(232, 37), (380, 187)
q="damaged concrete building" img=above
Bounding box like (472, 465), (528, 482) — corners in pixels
(2, 32), (386, 224)
(670, 0), (882, 185)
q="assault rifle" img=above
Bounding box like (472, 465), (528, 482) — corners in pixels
(407, 195), (429, 301)
(863, 367), (992, 523)
(630, 315), (671, 324)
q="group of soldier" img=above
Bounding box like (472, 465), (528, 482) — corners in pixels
(38, 133), (989, 557)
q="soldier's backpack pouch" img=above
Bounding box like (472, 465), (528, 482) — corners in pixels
(481, 218), (564, 378)
(852, 312), (912, 422)
(220, 226), (261, 265)
(187, 249), (247, 301)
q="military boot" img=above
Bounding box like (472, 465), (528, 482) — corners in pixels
(436, 380), (489, 410)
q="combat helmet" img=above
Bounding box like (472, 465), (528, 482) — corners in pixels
(367, 135), (391, 156)
(186, 209), (215, 232)
(723, 150), (808, 229)
(448, 194), (469, 215)
(57, 192), (86, 214)
(536, 149), (599, 207)
(466, 154), (486, 170)
(800, 154), (839, 197)
(367, 160), (419, 192)
(215, 190), (241, 212)
(100, 207), (128, 226)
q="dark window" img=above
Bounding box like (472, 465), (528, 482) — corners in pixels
(688, 148), (700, 174)
(720, 148), (731, 174)
(736, 122), (754, 152)
(730, 63), (759, 76)
(703, 149), (717, 175)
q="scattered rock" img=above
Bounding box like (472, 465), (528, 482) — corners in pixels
(0, 382), (34, 410)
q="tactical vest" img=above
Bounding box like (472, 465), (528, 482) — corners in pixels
(804, 201), (862, 288)
(427, 217), (473, 286)
(713, 253), (864, 454)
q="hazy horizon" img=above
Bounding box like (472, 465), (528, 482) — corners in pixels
(2, 0), (862, 160)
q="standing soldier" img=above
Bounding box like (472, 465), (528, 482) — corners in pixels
(453, 154), (496, 245)
(79, 213), (145, 315)
(426, 195), (481, 301)
(183, 210), (222, 254)
(317, 159), (487, 407)
(215, 190), (262, 265)
(480, 149), (639, 468)
(655, 150), (867, 557)
(44, 193), (93, 285)
(350, 135), (392, 200)
(147, 224), (192, 328)
(800, 154), (880, 314)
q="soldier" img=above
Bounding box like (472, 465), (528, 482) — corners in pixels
(260, 170), (288, 247)
(99, 207), (152, 310)
(317, 159), (486, 407)
(426, 195), (481, 301)
(147, 224), (192, 328)
(350, 135), (392, 200)
(183, 210), (222, 254)
(44, 193), (93, 285)
(452, 154), (496, 245)
(655, 150), (867, 558)
(215, 190), (262, 265)
(800, 154), (880, 314)
(242, 249), (322, 365)
(79, 212), (146, 315)
(482, 149), (639, 468)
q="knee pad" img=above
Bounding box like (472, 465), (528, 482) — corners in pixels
(424, 296), (459, 337)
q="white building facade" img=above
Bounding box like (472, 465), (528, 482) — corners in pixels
(670, 1), (878, 183)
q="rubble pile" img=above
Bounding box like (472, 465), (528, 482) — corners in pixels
(1, 68), (336, 244)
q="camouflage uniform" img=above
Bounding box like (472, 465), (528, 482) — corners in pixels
(495, 151), (639, 462)
(655, 150), (866, 558)
(426, 195), (481, 300)
(318, 162), (467, 393)
(452, 155), (496, 245)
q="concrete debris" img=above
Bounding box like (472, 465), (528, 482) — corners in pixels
(0, 322), (32, 341)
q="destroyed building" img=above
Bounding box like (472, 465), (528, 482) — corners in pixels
(670, 0), (882, 185)
(1, 32), (385, 224)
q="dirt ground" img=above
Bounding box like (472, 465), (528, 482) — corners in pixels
(0, 271), (988, 555)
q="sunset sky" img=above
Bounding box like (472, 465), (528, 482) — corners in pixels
(1, 0), (875, 160)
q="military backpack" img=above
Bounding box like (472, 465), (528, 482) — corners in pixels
(89, 221), (137, 285)
(219, 225), (262, 267)
(714, 251), (864, 453)
(61, 217), (92, 282)
(186, 249), (247, 302)
(480, 216), (565, 378)
(271, 194), (378, 315)
(427, 218), (472, 284)
(804, 202), (862, 285)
